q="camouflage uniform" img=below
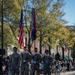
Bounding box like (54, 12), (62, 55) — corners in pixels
(21, 51), (31, 75)
(42, 52), (53, 75)
(30, 52), (41, 75)
(10, 53), (20, 75)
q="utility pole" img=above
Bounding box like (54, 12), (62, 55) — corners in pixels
(0, 0), (4, 75)
(1, 0), (4, 58)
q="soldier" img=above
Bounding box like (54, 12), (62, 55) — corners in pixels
(10, 47), (20, 75)
(20, 46), (31, 75)
(30, 47), (41, 75)
(42, 50), (53, 75)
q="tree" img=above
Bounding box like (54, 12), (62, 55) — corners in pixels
(36, 0), (66, 53)
(0, 0), (22, 48)
(0, 0), (68, 54)
(20, 0), (67, 53)
(66, 26), (75, 61)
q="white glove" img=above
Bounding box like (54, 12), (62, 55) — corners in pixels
(33, 61), (36, 64)
(23, 60), (26, 63)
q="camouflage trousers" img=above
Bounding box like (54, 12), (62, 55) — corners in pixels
(30, 64), (40, 75)
(21, 63), (29, 75)
(43, 67), (51, 75)
(10, 66), (19, 75)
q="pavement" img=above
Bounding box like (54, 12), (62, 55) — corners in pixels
(60, 71), (75, 75)
(43, 71), (75, 75)
(3, 71), (75, 75)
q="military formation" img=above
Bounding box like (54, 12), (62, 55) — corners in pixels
(7, 46), (53, 75)
(2, 46), (75, 75)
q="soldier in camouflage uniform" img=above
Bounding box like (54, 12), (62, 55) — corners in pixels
(20, 46), (31, 75)
(30, 47), (41, 75)
(42, 50), (53, 75)
(10, 47), (20, 75)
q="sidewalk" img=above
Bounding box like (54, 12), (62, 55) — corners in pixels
(3, 70), (75, 75)
(60, 71), (75, 75)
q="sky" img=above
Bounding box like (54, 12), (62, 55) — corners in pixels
(63, 0), (75, 26)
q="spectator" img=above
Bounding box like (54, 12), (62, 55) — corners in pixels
(0, 56), (3, 75)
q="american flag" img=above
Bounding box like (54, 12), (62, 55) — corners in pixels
(17, 10), (24, 49)
(31, 8), (36, 41)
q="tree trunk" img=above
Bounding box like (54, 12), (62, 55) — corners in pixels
(28, 31), (31, 53)
(40, 30), (42, 54)
(48, 37), (51, 55)
(73, 43), (75, 61)
(62, 47), (64, 61)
